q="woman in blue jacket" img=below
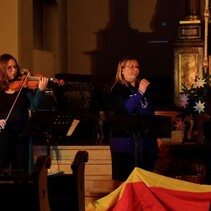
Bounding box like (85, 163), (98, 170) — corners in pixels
(110, 56), (160, 182)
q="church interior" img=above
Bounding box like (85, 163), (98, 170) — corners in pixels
(1, 0), (211, 210)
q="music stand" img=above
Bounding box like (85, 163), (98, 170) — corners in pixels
(111, 114), (172, 166)
(23, 111), (74, 156)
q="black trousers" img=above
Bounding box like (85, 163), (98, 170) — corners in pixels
(0, 131), (29, 173)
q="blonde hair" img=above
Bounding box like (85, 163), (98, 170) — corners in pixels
(112, 56), (139, 88)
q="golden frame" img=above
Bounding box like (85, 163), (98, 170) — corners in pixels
(209, 55), (211, 74)
(174, 51), (203, 106)
(178, 53), (199, 92)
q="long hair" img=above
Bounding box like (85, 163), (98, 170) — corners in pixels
(0, 54), (20, 91)
(111, 56), (139, 89)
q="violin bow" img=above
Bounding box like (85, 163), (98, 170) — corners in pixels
(0, 71), (30, 132)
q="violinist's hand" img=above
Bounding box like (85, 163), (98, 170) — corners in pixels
(0, 119), (6, 129)
(138, 78), (150, 94)
(38, 77), (49, 91)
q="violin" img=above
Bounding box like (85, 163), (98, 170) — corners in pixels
(9, 69), (64, 91)
(0, 69), (64, 132)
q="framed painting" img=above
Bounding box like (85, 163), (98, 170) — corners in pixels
(178, 53), (199, 91)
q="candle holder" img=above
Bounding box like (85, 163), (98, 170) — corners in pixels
(185, 0), (202, 21)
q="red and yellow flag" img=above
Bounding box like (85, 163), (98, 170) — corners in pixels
(86, 167), (211, 211)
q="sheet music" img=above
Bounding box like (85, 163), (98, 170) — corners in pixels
(66, 119), (80, 136)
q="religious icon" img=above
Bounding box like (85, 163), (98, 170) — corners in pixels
(179, 53), (200, 91)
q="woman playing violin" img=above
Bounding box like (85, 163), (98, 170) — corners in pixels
(0, 53), (48, 173)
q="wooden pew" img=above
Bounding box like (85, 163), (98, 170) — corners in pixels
(47, 150), (89, 211)
(0, 155), (51, 211)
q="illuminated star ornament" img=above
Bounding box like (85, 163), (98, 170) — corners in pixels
(179, 94), (189, 108)
(174, 119), (185, 130)
(193, 100), (205, 113)
(178, 71), (211, 118)
(195, 78), (206, 88)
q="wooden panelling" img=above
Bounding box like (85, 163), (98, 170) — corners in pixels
(33, 145), (116, 202)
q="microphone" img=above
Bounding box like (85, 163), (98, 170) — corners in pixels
(136, 76), (151, 89)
